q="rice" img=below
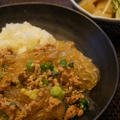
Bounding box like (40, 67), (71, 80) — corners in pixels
(0, 22), (56, 53)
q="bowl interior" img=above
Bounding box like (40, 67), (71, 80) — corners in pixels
(0, 3), (119, 120)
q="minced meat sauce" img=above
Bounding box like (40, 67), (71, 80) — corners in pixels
(0, 41), (99, 120)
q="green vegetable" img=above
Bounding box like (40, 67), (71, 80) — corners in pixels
(78, 98), (89, 111)
(0, 72), (3, 79)
(46, 62), (54, 70)
(20, 88), (27, 94)
(50, 86), (65, 100)
(80, 99), (89, 106)
(68, 62), (74, 67)
(29, 89), (39, 100)
(42, 79), (49, 85)
(112, 0), (120, 13)
(80, 104), (87, 111)
(41, 62), (54, 72)
(112, 0), (120, 18)
(39, 80), (43, 87)
(21, 88), (39, 100)
(52, 71), (59, 76)
(14, 80), (20, 86)
(26, 60), (35, 72)
(40, 64), (46, 71)
(60, 59), (67, 67)
(38, 78), (43, 87)
(1, 113), (9, 120)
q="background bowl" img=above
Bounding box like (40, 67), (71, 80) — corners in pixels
(70, 0), (120, 38)
(70, 0), (120, 22)
(0, 3), (119, 120)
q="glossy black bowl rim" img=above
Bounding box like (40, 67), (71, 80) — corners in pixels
(0, 2), (119, 120)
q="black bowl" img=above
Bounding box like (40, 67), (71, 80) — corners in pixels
(0, 3), (119, 120)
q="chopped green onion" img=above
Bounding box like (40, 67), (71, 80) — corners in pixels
(60, 59), (67, 67)
(21, 88), (38, 100)
(52, 71), (59, 76)
(76, 98), (88, 105)
(39, 80), (43, 87)
(50, 86), (65, 100)
(14, 80), (20, 86)
(26, 60), (35, 72)
(40, 62), (54, 72)
(46, 62), (54, 70)
(42, 79), (49, 85)
(68, 62), (74, 67)
(20, 88), (27, 94)
(40, 64), (46, 71)
(80, 99), (89, 106)
(112, 0), (120, 13)
(29, 89), (39, 100)
(77, 98), (89, 111)
(54, 67), (58, 72)
(0, 72), (3, 79)
(80, 104), (87, 111)
(1, 113), (9, 120)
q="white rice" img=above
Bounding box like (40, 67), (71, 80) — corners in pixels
(0, 22), (56, 53)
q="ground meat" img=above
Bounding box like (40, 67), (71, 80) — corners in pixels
(78, 109), (84, 117)
(58, 66), (64, 72)
(0, 97), (9, 110)
(0, 48), (15, 66)
(53, 78), (59, 86)
(32, 63), (41, 75)
(0, 41), (99, 120)
(64, 105), (78, 120)
(48, 97), (62, 110)
(18, 71), (28, 82)
(64, 105), (84, 120)
(0, 84), (10, 92)
(66, 90), (85, 104)
(24, 101), (37, 113)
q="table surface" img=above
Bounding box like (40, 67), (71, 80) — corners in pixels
(0, 0), (120, 120)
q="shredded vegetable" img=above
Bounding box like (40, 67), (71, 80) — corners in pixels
(79, 0), (120, 18)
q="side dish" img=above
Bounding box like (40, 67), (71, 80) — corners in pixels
(0, 22), (99, 120)
(79, 0), (120, 18)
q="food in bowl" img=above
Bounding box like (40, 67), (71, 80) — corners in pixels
(79, 0), (120, 18)
(0, 22), (99, 120)
(0, 22), (56, 53)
